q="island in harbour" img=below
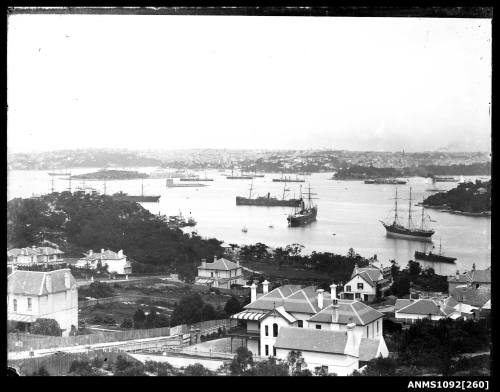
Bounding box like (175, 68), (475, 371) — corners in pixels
(422, 180), (491, 216)
(70, 169), (150, 180)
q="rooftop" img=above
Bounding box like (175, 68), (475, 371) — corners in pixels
(8, 269), (76, 296)
(198, 257), (239, 271)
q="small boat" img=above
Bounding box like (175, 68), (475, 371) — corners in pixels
(331, 233), (336, 236)
(242, 226), (248, 233)
(268, 225), (274, 228)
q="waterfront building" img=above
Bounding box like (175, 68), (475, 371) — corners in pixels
(7, 269), (78, 336)
(339, 263), (392, 302)
(394, 298), (457, 323)
(230, 282), (388, 375)
(195, 257), (245, 289)
(75, 249), (132, 275)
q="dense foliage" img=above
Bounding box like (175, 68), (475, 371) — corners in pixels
(7, 192), (223, 280)
(170, 293), (223, 325)
(31, 318), (63, 336)
(335, 163), (491, 180)
(423, 180), (491, 213)
(389, 260), (447, 296)
(79, 281), (114, 298)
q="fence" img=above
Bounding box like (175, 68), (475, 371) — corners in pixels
(8, 319), (238, 352)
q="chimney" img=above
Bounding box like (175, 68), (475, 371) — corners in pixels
(89, 249), (93, 256)
(332, 299), (339, 323)
(250, 282), (257, 303)
(45, 273), (52, 292)
(458, 297), (463, 315)
(214, 255), (218, 263)
(262, 280), (270, 294)
(344, 323), (358, 357)
(330, 283), (337, 300)
(236, 260), (240, 268)
(317, 289), (324, 309)
(64, 271), (71, 289)
(201, 259), (206, 268)
(455, 270), (460, 281)
(118, 249), (123, 258)
(472, 263), (476, 271)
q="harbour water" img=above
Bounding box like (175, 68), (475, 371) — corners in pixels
(7, 168), (491, 275)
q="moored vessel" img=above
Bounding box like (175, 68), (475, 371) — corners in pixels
(287, 184), (318, 226)
(236, 182), (302, 207)
(380, 187), (434, 242)
(414, 238), (456, 263)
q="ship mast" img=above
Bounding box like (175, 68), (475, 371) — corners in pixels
(282, 183), (289, 200)
(248, 180), (253, 199)
(407, 187), (413, 229)
(394, 188), (399, 224)
(141, 179), (144, 196)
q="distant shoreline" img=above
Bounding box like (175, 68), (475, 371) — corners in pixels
(422, 204), (491, 217)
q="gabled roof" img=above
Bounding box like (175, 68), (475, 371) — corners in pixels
(8, 246), (63, 258)
(395, 299), (453, 317)
(274, 327), (349, 355)
(244, 285), (302, 311)
(197, 257), (239, 271)
(308, 301), (384, 326)
(450, 286), (491, 308)
(395, 299), (412, 312)
(351, 267), (383, 286)
(447, 269), (491, 284)
(8, 269), (76, 296)
(261, 306), (297, 324)
(482, 299), (491, 310)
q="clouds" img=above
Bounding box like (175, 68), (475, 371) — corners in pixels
(7, 15), (491, 152)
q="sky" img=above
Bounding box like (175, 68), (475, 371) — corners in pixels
(7, 14), (492, 153)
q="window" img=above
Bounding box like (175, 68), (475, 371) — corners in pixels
(366, 326), (369, 337)
(355, 293), (361, 299)
(297, 320), (303, 328)
(316, 324), (322, 330)
(357, 283), (364, 290)
(13, 299), (17, 312)
(345, 285), (351, 292)
(27, 298), (32, 311)
(273, 323), (278, 337)
(265, 325), (269, 336)
(273, 347), (276, 356)
(265, 345), (269, 356)
(210, 272), (214, 277)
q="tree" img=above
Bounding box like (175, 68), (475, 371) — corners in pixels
(407, 260), (422, 277)
(245, 357), (289, 376)
(113, 355), (146, 376)
(82, 281), (114, 298)
(133, 309), (146, 328)
(286, 350), (311, 376)
(120, 318), (133, 329)
(201, 303), (217, 321)
(358, 357), (398, 376)
(170, 293), (204, 325)
(227, 346), (254, 375)
(224, 296), (242, 316)
(31, 318), (62, 336)
(68, 360), (101, 376)
(182, 363), (213, 376)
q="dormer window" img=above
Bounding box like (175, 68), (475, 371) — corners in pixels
(297, 320), (303, 328)
(357, 283), (364, 290)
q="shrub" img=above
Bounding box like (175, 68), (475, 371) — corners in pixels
(103, 315), (116, 325)
(31, 318), (62, 336)
(120, 318), (133, 329)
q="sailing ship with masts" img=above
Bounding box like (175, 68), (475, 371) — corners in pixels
(414, 238), (456, 264)
(287, 184), (318, 226)
(273, 172), (305, 183)
(380, 187), (434, 241)
(236, 181), (302, 207)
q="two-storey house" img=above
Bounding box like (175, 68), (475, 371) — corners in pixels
(7, 246), (64, 266)
(340, 263), (392, 302)
(229, 281), (388, 375)
(448, 266), (491, 295)
(7, 269), (78, 336)
(75, 249), (132, 275)
(195, 257), (245, 289)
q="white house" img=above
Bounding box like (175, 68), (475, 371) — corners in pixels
(7, 246), (64, 266)
(195, 257), (245, 289)
(340, 263), (392, 302)
(7, 269), (78, 336)
(76, 249), (132, 275)
(230, 281), (388, 374)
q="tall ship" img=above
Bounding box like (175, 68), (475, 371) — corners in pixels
(273, 173), (305, 183)
(287, 184), (318, 226)
(380, 187), (434, 241)
(166, 179), (207, 188)
(414, 238), (456, 264)
(236, 182), (302, 207)
(364, 178), (407, 185)
(112, 180), (161, 203)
